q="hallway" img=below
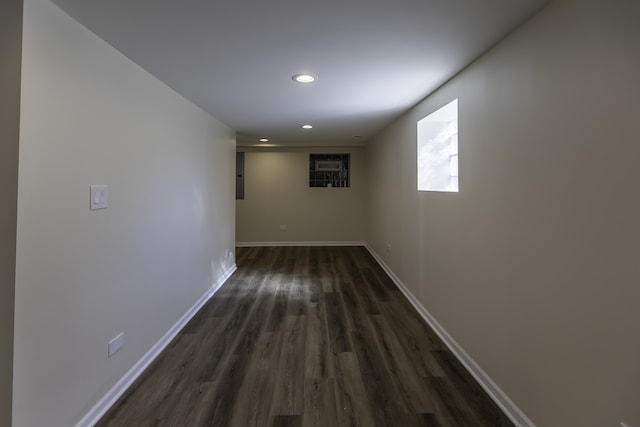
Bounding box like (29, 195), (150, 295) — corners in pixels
(98, 246), (511, 426)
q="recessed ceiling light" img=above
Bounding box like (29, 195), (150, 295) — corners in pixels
(292, 74), (316, 83)
(259, 138), (269, 142)
(301, 124), (313, 129)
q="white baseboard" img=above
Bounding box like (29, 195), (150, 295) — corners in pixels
(363, 243), (535, 427)
(75, 264), (237, 427)
(236, 241), (365, 247)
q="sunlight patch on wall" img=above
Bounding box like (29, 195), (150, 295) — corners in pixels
(417, 99), (459, 192)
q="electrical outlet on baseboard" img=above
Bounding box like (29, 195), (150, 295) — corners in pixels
(108, 332), (124, 357)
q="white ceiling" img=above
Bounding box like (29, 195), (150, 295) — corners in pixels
(50, 0), (550, 147)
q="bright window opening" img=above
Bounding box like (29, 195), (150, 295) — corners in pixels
(417, 99), (459, 192)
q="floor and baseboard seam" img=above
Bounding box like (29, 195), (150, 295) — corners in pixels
(78, 242), (533, 426)
(363, 242), (535, 427)
(236, 241), (365, 247)
(75, 264), (237, 427)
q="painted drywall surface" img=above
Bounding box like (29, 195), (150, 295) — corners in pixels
(236, 147), (366, 243)
(13, 1), (235, 426)
(0, 1), (23, 425)
(367, 0), (640, 426)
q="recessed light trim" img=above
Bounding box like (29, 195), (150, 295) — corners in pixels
(259, 138), (269, 142)
(292, 74), (316, 83)
(301, 124), (313, 129)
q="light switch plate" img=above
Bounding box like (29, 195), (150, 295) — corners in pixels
(90, 185), (108, 210)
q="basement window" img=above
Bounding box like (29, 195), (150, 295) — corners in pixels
(417, 99), (459, 192)
(309, 153), (350, 187)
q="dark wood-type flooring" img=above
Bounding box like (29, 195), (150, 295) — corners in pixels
(97, 246), (512, 427)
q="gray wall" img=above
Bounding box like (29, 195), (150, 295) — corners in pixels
(13, 1), (235, 425)
(366, 0), (640, 425)
(236, 147), (367, 244)
(0, 1), (23, 425)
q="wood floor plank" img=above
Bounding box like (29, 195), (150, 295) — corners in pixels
(198, 266), (283, 425)
(269, 415), (301, 427)
(302, 378), (338, 427)
(344, 249), (386, 312)
(228, 331), (282, 427)
(156, 381), (218, 426)
(307, 248), (320, 278)
(272, 246), (295, 275)
(346, 304), (412, 427)
(180, 381), (221, 426)
(423, 375), (482, 427)
(97, 246), (513, 427)
(307, 275), (322, 304)
(270, 315), (306, 416)
(336, 254), (380, 315)
(333, 352), (377, 427)
(98, 332), (198, 425)
(292, 246), (309, 275)
(266, 275), (290, 332)
(286, 275), (307, 316)
(415, 412), (442, 426)
(380, 299), (448, 377)
(195, 292), (263, 383)
(431, 350), (513, 426)
(304, 302), (334, 379)
(369, 314), (436, 413)
(324, 291), (352, 353)
(361, 267), (392, 303)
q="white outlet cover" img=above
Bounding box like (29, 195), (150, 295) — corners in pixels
(90, 185), (109, 210)
(108, 332), (124, 357)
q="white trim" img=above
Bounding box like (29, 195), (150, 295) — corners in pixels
(75, 264), (237, 427)
(236, 241), (365, 247)
(363, 243), (535, 427)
